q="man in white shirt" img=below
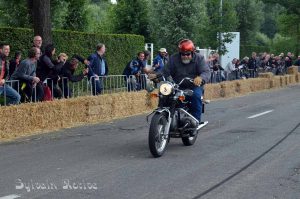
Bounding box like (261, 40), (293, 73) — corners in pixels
(224, 58), (237, 81)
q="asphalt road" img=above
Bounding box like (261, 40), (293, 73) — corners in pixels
(1, 85), (300, 199)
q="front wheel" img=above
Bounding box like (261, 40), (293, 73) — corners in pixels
(149, 113), (169, 157)
(182, 130), (198, 146)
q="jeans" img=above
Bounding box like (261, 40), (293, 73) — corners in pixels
(187, 86), (203, 122)
(0, 84), (21, 105)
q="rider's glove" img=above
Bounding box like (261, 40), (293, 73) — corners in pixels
(193, 76), (202, 86)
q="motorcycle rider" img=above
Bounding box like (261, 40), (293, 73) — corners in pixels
(149, 39), (210, 129)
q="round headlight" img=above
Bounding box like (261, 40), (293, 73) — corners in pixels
(159, 83), (173, 95)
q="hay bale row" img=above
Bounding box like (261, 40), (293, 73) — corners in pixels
(280, 76), (288, 87)
(235, 80), (251, 94)
(258, 72), (274, 79)
(296, 73), (300, 83)
(204, 84), (222, 99)
(289, 75), (296, 84)
(287, 66), (298, 75)
(1, 73), (300, 140)
(220, 81), (237, 98)
(270, 76), (281, 88)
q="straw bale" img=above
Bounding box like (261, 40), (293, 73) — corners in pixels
(258, 73), (273, 79)
(247, 78), (268, 91)
(220, 82), (237, 98)
(204, 84), (222, 99)
(235, 80), (251, 94)
(63, 98), (89, 125)
(270, 76), (281, 88)
(288, 75), (296, 84)
(287, 66), (298, 75)
(280, 76), (288, 87)
(0, 100), (65, 138)
(296, 73), (300, 83)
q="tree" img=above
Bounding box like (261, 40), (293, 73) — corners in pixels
(0, 0), (31, 28)
(205, 0), (239, 54)
(112, 0), (150, 41)
(260, 3), (284, 39)
(235, 0), (264, 45)
(262, 0), (300, 54)
(28, 0), (53, 46)
(150, 0), (209, 53)
(63, 0), (89, 31)
(86, 0), (115, 33)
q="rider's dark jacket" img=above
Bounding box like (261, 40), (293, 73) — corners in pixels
(161, 52), (210, 85)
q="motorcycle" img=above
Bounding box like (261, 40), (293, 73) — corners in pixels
(146, 77), (208, 158)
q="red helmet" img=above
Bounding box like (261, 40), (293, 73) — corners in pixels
(178, 39), (195, 53)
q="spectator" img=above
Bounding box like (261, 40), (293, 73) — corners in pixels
(11, 47), (44, 102)
(0, 44), (21, 105)
(239, 56), (249, 79)
(212, 53), (225, 82)
(9, 51), (22, 77)
(152, 48), (168, 72)
(248, 52), (258, 78)
(285, 52), (293, 68)
(294, 55), (300, 66)
(33, 35), (43, 54)
(123, 51), (145, 91)
(87, 43), (109, 95)
(224, 58), (237, 81)
(261, 54), (272, 71)
(59, 57), (88, 98)
(142, 50), (151, 68)
(37, 44), (65, 98)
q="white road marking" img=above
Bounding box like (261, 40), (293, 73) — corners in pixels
(0, 194), (21, 199)
(247, 110), (274, 119)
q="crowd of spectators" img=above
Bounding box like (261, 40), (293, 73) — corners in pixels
(1, 36), (299, 106)
(207, 51), (299, 83)
(0, 35), (109, 105)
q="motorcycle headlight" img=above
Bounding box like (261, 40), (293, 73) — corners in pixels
(159, 83), (173, 96)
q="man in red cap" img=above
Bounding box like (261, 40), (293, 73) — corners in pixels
(149, 39), (210, 128)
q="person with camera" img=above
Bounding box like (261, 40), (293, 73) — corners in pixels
(59, 57), (89, 98)
(36, 44), (65, 99)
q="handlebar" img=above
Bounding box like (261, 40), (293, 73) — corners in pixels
(178, 77), (193, 86)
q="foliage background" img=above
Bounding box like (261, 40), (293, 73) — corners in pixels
(0, 27), (144, 75)
(0, 0), (299, 60)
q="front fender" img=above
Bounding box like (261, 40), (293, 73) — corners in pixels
(146, 108), (171, 124)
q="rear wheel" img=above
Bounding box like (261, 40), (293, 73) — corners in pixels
(149, 113), (169, 157)
(182, 130), (198, 146)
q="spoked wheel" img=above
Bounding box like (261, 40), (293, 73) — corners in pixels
(149, 113), (169, 158)
(182, 130), (198, 146)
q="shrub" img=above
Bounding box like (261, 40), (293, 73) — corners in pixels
(0, 27), (145, 75)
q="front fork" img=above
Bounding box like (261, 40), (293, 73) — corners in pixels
(147, 108), (172, 139)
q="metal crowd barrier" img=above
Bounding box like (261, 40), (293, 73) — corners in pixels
(0, 67), (293, 105)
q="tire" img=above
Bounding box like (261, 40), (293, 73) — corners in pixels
(149, 113), (169, 158)
(182, 130), (198, 146)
